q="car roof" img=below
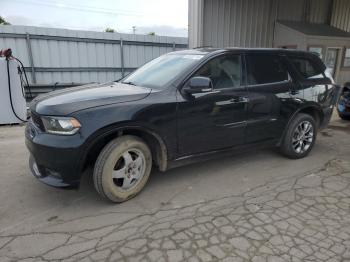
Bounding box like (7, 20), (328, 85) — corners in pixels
(172, 47), (315, 57)
(170, 47), (325, 72)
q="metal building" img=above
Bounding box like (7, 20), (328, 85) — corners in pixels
(188, 0), (350, 84)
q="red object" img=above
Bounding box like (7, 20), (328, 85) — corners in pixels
(0, 48), (12, 58)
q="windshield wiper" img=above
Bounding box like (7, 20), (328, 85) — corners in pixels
(122, 81), (136, 86)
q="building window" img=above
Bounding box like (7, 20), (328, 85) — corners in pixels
(308, 47), (323, 59)
(343, 48), (350, 67)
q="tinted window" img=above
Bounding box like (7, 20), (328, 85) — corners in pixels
(246, 54), (288, 85)
(195, 55), (241, 89)
(289, 56), (323, 79)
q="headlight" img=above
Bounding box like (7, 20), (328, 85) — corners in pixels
(41, 116), (81, 135)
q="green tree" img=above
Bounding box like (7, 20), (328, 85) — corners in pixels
(105, 28), (115, 33)
(0, 16), (10, 25)
(148, 32), (156, 36)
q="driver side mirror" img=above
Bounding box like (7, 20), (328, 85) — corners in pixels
(183, 76), (213, 94)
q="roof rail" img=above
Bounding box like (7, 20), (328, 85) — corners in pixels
(192, 46), (213, 49)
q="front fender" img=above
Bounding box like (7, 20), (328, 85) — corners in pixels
(77, 121), (169, 172)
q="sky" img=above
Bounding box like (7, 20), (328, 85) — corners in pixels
(1, 0), (188, 37)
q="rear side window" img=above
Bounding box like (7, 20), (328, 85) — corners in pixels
(289, 56), (324, 79)
(246, 54), (288, 85)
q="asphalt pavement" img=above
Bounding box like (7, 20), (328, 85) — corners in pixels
(0, 116), (349, 261)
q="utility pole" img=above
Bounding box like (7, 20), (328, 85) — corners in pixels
(132, 26), (136, 34)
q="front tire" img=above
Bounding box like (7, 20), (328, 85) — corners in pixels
(93, 135), (152, 203)
(280, 113), (317, 159)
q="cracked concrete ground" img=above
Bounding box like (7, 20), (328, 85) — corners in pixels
(0, 116), (349, 262)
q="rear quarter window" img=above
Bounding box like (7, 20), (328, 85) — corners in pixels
(289, 56), (324, 79)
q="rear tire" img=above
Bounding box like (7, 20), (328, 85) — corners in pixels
(280, 113), (317, 159)
(93, 135), (152, 203)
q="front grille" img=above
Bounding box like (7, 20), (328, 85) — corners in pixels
(31, 111), (45, 131)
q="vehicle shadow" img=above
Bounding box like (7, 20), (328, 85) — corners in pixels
(28, 131), (339, 210)
(78, 147), (284, 203)
(76, 132), (340, 208)
(12, 134), (340, 233)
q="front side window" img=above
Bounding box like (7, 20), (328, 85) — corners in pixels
(343, 48), (350, 67)
(289, 56), (324, 79)
(195, 55), (242, 89)
(246, 54), (288, 85)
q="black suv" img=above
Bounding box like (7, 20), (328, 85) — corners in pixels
(26, 48), (341, 202)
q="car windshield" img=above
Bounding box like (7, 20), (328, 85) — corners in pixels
(121, 53), (204, 89)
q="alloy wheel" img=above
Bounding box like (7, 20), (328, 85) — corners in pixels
(111, 148), (146, 190)
(292, 120), (314, 154)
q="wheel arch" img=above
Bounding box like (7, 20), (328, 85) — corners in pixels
(278, 104), (323, 146)
(80, 124), (168, 173)
(297, 105), (324, 127)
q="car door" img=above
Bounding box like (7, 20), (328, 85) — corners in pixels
(244, 53), (294, 143)
(177, 53), (249, 156)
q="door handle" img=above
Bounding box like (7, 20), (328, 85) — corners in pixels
(290, 90), (300, 95)
(230, 96), (249, 103)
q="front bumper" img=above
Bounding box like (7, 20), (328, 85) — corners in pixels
(29, 155), (75, 188)
(25, 120), (84, 188)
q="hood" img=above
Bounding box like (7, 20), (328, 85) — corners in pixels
(30, 82), (152, 115)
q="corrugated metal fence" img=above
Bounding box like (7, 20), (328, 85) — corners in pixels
(0, 25), (188, 96)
